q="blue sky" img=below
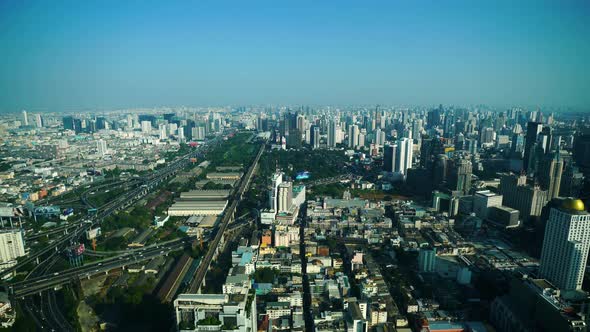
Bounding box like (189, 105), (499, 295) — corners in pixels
(0, 0), (589, 111)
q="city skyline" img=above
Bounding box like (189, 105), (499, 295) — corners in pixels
(1, 1), (589, 111)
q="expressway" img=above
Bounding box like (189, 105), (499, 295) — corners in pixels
(186, 141), (265, 293)
(10, 238), (191, 298)
(4, 147), (197, 277)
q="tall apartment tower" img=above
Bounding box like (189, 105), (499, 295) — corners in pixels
(310, 125), (320, 149)
(540, 198), (590, 291)
(328, 121), (338, 148)
(348, 125), (359, 149)
(22, 110), (28, 126)
(277, 182), (293, 213)
(269, 172), (283, 212)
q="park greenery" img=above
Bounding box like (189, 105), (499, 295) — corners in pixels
(259, 149), (350, 183)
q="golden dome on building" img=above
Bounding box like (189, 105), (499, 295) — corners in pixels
(561, 198), (586, 212)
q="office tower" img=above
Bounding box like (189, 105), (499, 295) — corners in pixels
(419, 136), (445, 169)
(383, 144), (397, 173)
(573, 133), (590, 169)
(177, 127), (185, 143)
(22, 110), (28, 126)
(269, 172), (283, 211)
(348, 125), (359, 149)
(418, 247), (436, 273)
(427, 105), (442, 129)
(126, 114), (133, 128)
(451, 158), (472, 195)
(395, 137), (413, 175)
(358, 131), (366, 149)
(540, 198), (590, 291)
(96, 139), (107, 156)
(159, 124), (167, 140)
(499, 173), (548, 221)
(560, 163), (584, 197)
(96, 116), (107, 130)
(473, 190), (503, 219)
(539, 150), (563, 200)
(328, 121), (337, 148)
(310, 125), (320, 149)
(35, 114), (43, 128)
(141, 120), (152, 133)
(63, 116), (74, 130)
(523, 122), (543, 171)
(537, 126), (552, 154)
(480, 127), (494, 145)
(277, 182), (293, 213)
(0, 229), (26, 264)
(433, 154), (449, 187)
(511, 133), (524, 154)
(412, 119), (423, 140)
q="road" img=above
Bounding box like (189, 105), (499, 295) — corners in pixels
(186, 141), (265, 293)
(10, 238), (190, 297)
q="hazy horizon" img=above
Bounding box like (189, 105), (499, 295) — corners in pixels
(1, 1), (589, 112)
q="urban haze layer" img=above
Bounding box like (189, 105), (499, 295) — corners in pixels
(0, 106), (589, 332)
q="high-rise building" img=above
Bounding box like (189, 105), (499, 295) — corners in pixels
(269, 172), (283, 212)
(383, 144), (397, 173)
(22, 110), (28, 126)
(450, 158), (472, 195)
(348, 125), (359, 149)
(63, 116), (74, 130)
(539, 151), (563, 200)
(418, 247), (436, 273)
(141, 121), (152, 133)
(328, 121), (338, 148)
(310, 125), (320, 149)
(35, 114), (44, 128)
(499, 173), (548, 221)
(395, 137), (413, 175)
(523, 122), (543, 171)
(0, 229), (26, 266)
(540, 198), (590, 291)
(96, 139), (107, 156)
(277, 182), (293, 213)
(473, 190), (503, 219)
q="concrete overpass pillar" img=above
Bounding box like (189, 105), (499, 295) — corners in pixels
(36, 257), (40, 265)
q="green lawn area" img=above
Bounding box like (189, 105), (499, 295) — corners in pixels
(259, 149), (350, 184)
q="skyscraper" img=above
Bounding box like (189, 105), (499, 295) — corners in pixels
(523, 122), (543, 171)
(35, 114), (44, 128)
(63, 116), (74, 130)
(395, 137), (413, 175)
(451, 158), (472, 195)
(348, 125), (359, 149)
(540, 198), (590, 291)
(310, 125), (320, 149)
(539, 150), (563, 200)
(328, 121), (338, 148)
(0, 229), (26, 264)
(269, 172), (283, 212)
(383, 144), (397, 173)
(22, 110), (28, 126)
(277, 182), (293, 213)
(499, 173), (548, 221)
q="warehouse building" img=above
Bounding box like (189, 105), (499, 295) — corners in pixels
(180, 190), (231, 201)
(206, 172), (242, 180)
(168, 201), (228, 216)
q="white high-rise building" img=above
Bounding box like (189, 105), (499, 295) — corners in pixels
(0, 230), (26, 267)
(141, 120), (152, 133)
(269, 172), (283, 212)
(22, 110), (28, 126)
(348, 125), (359, 149)
(35, 114), (43, 128)
(395, 137), (413, 175)
(97, 139), (107, 156)
(277, 182), (293, 213)
(178, 127), (185, 143)
(159, 124), (167, 140)
(540, 199), (590, 291)
(126, 114), (133, 128)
